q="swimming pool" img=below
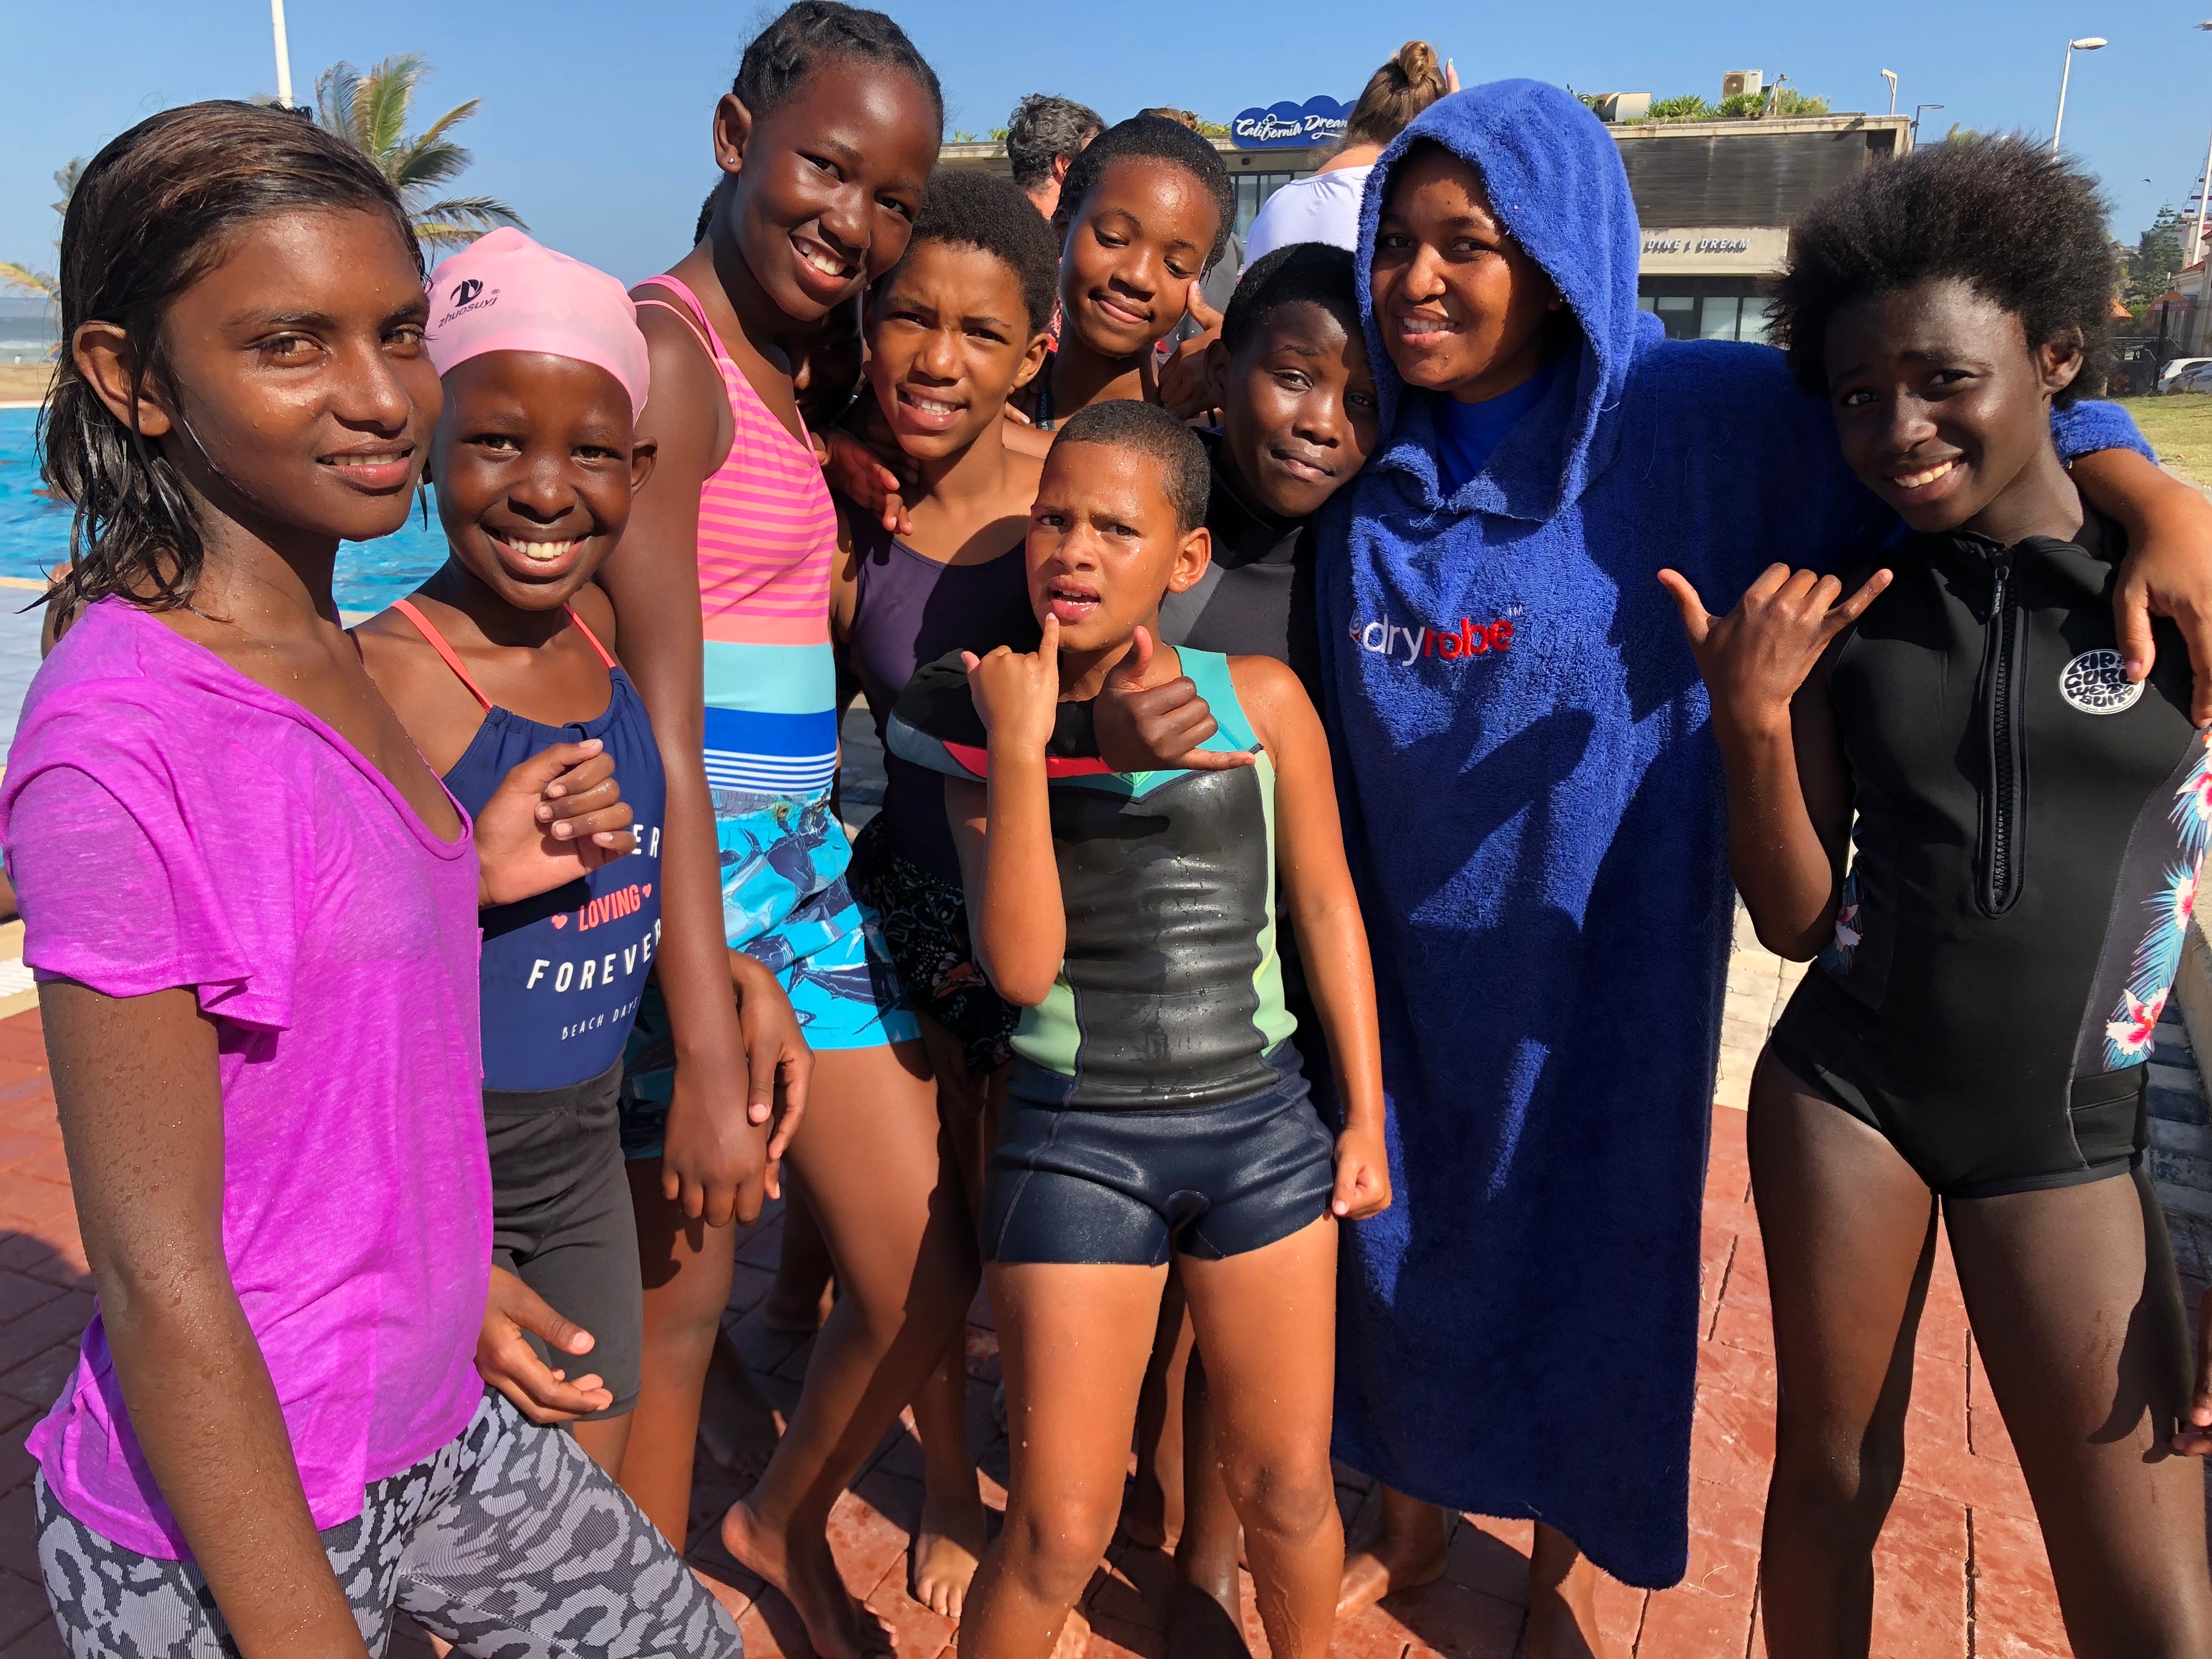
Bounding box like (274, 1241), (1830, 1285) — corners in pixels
(0, 405), (449, 611)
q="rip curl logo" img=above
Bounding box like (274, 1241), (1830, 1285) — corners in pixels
(2059, 648), (2143, 715)
(449, 277), (483, 307)
(1352, 612), (1516, 667)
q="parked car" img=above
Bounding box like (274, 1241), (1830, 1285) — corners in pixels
(2160, 357), (2212, 393)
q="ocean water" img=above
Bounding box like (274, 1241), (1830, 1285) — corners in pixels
(0, 406), (451, 611)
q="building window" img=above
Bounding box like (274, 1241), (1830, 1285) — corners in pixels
(1638, 280), (1773, 343)
(1654, 295), (1696, 340)
(1699, 296), (1740, 340)
(1231, 172), (1298, 239)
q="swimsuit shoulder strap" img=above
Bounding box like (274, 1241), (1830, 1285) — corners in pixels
(1176, 647), (1259, 755)
(391, 597), (495, 712)
(563, 602), (618, 670)
(634, 274), (727, 364)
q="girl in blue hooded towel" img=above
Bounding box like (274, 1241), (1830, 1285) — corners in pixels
(1319, 78), (2212, 1646)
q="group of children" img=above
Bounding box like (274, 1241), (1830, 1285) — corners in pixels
(15, 7), (2212, 1659)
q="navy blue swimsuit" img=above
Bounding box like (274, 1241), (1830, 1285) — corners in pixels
(393, 599), (665, 1092)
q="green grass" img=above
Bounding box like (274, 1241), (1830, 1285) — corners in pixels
(2114, 394), (2212, 483)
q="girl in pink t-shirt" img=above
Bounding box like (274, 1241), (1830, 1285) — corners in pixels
(2, 102), (738, 1658)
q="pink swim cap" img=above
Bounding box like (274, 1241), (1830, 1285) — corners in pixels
(424, 228), (650, 418)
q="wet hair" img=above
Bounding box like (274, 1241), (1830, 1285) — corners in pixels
(884, 170), (1062, 334)
(1006, 94), (1104, 191)
(1221, 242), (1359, 358)
(42, 100), (421, 616)
(693, 183), (722, 245)
(1341, 42), (1449, 150)
(1051, 398), (1211, 534)
(731, 1), (943, 130)
(1053, 115), (1235, 276)
(1771, 135), (2113, 408)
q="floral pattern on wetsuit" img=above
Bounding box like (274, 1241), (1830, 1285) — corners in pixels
(1819, 871), (1863, 977)
(2104, 731), (2212, 1067)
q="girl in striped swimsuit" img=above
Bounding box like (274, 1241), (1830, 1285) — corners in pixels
(597, 7), (972, 1657)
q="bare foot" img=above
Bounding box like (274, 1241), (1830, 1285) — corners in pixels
(1335, 1491), (1448, 1620)
(1526, 1524), (1606, 1659)
(909, 1481), (989, 1618)
(722, 1497), (896, 1659)
(697, 1330), (783, 1483)
(1165, 1581), (1249, 1659)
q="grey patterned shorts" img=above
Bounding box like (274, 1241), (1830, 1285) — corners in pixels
(34, 1390), (742, 1658)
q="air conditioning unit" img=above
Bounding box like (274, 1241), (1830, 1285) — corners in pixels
(1722, 70), (1764, 101)
(1594, 93), (1652, 123)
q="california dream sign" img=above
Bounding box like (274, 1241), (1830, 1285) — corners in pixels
(1231, 95), (1351, 149)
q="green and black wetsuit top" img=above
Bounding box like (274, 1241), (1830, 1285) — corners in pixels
(885, 646), (1296, 1109)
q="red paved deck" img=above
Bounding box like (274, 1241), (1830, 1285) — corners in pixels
(0, 1006), (2121, 1657)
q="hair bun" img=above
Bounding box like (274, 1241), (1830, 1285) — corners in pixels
(1393, 41), (1440, 89)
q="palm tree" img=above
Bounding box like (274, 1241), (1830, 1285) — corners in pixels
(0, 160), (83, 302)
(314, 54), (524, 247)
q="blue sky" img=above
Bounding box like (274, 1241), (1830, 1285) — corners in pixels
(5, 2), (2212, 286)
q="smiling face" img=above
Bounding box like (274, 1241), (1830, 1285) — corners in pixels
(125, 207), (440, 546)
(1059, 157), (1221, 359)
(865, 240), (1049, 460)
(1370, 143), (1562, 402)
(715, 60), (941, 325)
(430, 351), (651, 608)
(1824, 278), (2081, 535)
(1026, 441), (1209, 653)
(1215, 300), (1380, 518)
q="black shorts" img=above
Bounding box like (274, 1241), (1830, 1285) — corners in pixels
(851, 812), (1017, 1077)
(485, 1058), (642, 1417)
(1768, 1035), (2148, 1200)
(985, 1045), (1336, 1266)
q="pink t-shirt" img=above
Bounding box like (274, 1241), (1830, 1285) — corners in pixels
(0, 600), (491, 1559)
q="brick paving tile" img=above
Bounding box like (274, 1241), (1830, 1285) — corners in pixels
(1696, 1336), (1777, 1408)
(1969, 1510), (2071, 1656)
(1442, 1513), (1534, 1604)
(1593, 1572), (1647, 1651)
(1385, 1578), (1526, 1658)
(0, 1276), (60, 1329)
(1868, 1485), (1968, 1657)
(0, 1350), (77, 1414)
(7, 1151), (66, 1192)
(0, 1616), (66, 1659)
(0, 1489), (30, 1593)
(1709, 1294), (1775, 1357)
(0, 1181), (70, 1228)
(823, 1486), (919, 1605)
(0, 1139), (54, 1181)
(1689, 1475), (1769, 1553)
(1320, 1601), (1419, 1659)
(1690, 1384), (1777, 1493)
(0, 1571), (47, 1650)
(1899, 1432), (2038, 1523)
(0, 1065), (44, 1100)
(1635, 1530), (1758, 1657)
(1906, 1341), (1968, 1450)
(1699, 1228), (1737, 1339)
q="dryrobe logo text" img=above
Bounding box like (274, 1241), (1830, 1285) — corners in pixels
(1352, 610), (1518, 667)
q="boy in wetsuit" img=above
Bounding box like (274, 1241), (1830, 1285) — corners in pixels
(887, 399), (1391, 1659)
(1661, 137), (2212, 1655)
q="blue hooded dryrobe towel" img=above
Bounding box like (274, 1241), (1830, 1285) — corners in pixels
(1319, 80), (2153, 1588)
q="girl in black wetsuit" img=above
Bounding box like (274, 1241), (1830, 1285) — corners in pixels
(1661, 139), (2212, 1657)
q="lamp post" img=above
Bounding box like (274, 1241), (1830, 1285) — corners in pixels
(2052, 36), (2107, 153)
(1911, 103), (1945, 143)
(270, 0), (295, 109)
(1880, 69), (1898, 116)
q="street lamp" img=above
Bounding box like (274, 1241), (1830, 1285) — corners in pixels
(1880, 69), (1898, 116)
(1911, 103), (1945, 143)
(2052, 36), (2107, 153)
(269, 0), (295, 108)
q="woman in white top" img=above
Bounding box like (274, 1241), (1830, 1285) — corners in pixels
(1242, 42), (1455, 266)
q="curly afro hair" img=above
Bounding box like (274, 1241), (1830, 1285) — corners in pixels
(1052, 115), (1235, 276)
(883, 169), (1063, 336)
(1221, 242), (1360, 358)
(1770, 135), (2116, 408)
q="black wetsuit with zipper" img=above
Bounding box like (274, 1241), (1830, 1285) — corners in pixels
(1769, 509), (2211, 1198)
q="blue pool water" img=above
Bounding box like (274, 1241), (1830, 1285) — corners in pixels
(0, 405), (449, 611)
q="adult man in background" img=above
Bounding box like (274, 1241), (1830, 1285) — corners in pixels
(1006, 94), (1103, 218)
